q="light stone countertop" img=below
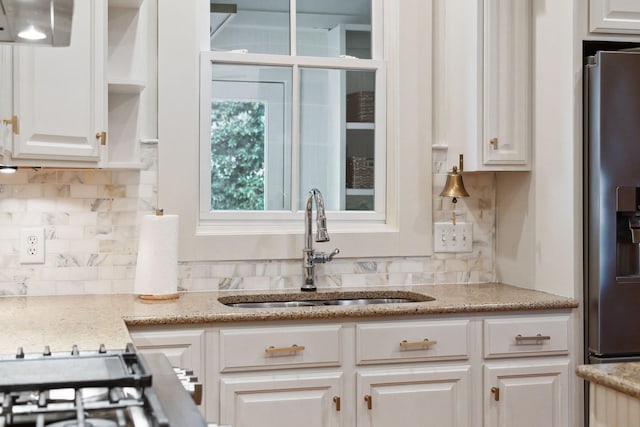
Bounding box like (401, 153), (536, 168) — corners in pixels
(0, 283), (578, 355)
(577, 363), (640, 399)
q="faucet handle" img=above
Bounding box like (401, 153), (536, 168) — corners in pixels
(314, 248), (340, 263)
(327, 248), (340, 261)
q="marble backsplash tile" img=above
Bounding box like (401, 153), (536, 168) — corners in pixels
(0, 146), (495, 296)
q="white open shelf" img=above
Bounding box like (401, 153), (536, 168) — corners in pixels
(108, 81), (146, 94)
(104, 0), (156, 168)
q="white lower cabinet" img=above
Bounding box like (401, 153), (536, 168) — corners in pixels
(484, 360), (569, 427)
(129, 327), (205, 373)
(357, 365), (472, 427)
(127, 310), (575, 426)
(128, 327), (207, 415)
(215, 319), (476, 427)
(220, 372), (344, 427)
(588, 382), (640, 427)
(482, 313), (571, 427)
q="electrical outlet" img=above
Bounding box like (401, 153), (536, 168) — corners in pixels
(20, 227), (45, 264)
(434, 222), (473, 253)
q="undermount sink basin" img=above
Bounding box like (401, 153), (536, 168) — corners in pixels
(218, 290), (434, 309)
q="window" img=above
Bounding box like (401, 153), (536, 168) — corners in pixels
(201, 0), (385, 220)
(158, 0), (433, 261)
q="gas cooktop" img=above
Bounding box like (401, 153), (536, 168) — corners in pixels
(0, 343), (206, 427)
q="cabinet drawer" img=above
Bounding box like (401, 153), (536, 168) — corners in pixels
(356, 320), (470, 365)
(219, 324), (342, 372)
(483, 315), (570, 358)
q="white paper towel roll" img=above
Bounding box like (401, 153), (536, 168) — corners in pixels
(134, 214), (179, 297)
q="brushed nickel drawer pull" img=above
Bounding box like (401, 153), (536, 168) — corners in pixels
(515, 334), (551, 342)
(265, 344), (306, 354)
(399, 339), (437, 349)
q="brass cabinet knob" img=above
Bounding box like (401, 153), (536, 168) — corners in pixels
(96, 131), (106, 145)
(3, 115), (18, 135)
(491, 386), (500, 401)
(333, 396), (340, 411)
(364, 394), (372, 410)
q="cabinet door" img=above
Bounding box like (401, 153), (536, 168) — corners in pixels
(130, 328), (206, 416)
(482, 0), (531, 168)
(11, 0), (106, 161)
(220, 371), (344, 427)
(129, 328), (205, 374)
(590, 0), (640, 34)
(0, 45), (11, 158)
(357, 365), (471, 427)
(484, 359), (569, 427)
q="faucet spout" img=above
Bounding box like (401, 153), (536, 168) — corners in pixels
(302, 188), (339, 292)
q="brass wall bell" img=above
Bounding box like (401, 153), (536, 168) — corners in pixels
(439, 166), (469, 203)
(440, 160), (469, 225)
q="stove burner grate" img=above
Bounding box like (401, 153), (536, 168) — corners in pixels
(0, 344), (169, 427)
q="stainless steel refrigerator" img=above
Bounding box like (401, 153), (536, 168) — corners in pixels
(585, 49), (640, 363)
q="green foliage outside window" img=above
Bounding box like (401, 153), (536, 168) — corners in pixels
(210, 101), (266, 210)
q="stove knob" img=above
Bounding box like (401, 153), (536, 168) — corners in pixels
(183, 382), (203, 406)
(16, 347), (24, 359)
(43, 345), (51, 356)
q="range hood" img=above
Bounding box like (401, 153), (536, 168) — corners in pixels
(0, 0), (73, 47)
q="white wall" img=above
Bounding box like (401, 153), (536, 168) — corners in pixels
(0, 0), (498, 296)
(495, 0), (578, 299)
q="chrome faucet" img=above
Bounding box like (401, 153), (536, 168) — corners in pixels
(302, 188), (339, 292)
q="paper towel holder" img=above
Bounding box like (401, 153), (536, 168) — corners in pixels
(137, 208), (180, 301)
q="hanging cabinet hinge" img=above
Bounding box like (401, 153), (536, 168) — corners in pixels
(3, 115), (19, 135)
(491, 386), (500, 401)
(96, 131), (107, 145)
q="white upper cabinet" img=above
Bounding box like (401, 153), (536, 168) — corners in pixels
(435, 0), (531, 171)
(590, 0), (640, 34)
(105, 0), (157, 168)
(10, 0), (106, 162)
(0, 0), (155, 167)
(482, 0), (531, 167)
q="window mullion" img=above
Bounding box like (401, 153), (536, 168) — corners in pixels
(291, 63), (300, 213)
(372, 0), (384, 60)
(290, 0), (296, 56)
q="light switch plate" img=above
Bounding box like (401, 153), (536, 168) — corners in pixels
(434, 222), (473, 253)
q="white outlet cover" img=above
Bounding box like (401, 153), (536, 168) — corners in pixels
(434, 222), (473, 253)
(20, 227), (45, 264)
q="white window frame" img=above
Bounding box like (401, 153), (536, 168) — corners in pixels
(158, 0), (433, 261)
(199, 53), (387, 224)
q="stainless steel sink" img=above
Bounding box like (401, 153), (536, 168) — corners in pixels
(218, 290), (434, 308)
